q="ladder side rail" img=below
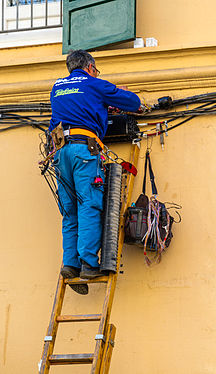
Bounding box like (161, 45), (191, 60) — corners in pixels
(91, 143), (140, 373)
(91, 274), (116, 373)
(100, 324), (116, 374)
(39, 270), (66, 374)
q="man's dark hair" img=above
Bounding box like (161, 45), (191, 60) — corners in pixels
(66, 50), (95, 73)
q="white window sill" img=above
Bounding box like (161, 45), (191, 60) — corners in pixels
(0, 26), (62, 48)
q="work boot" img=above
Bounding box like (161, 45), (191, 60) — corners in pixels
(80, 261), (101, 279)
(60, 266), (80, 279)
(60, 266), (89, 295)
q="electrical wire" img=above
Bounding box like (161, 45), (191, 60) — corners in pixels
(1, 91), (216, 136)
(140, 101), (215, 137)
(0, 112), (48, 132)
(152, 91), (216, 110)
(0, 103), (51, 113)
(137, 103), (216, 120)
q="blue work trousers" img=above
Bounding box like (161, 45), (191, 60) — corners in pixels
(54, 143), (104, 268)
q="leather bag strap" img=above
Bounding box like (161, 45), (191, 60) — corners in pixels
(142, 151), (158, 195)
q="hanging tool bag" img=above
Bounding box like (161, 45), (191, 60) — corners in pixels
(124, 151), (174, 265)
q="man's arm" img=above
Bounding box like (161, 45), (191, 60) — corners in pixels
(49, 89), (61, 132)
(101, 80), (141, 112)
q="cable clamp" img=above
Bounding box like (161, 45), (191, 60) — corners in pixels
(156, 123), (160, 135)
(132, 138), (141, 147)
(95, 334), (106, 343)
(63, 129), (69, 136)
(44, 335), (53, 342)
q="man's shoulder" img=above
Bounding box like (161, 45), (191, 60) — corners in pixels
(89, 77), (113, 92)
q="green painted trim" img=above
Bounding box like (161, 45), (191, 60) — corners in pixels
(66, 0), (114, 12)
(62, 0), (136, 54)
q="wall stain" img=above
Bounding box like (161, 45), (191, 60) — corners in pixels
(164, 182), (169, 192)
(3, 304), (11, 366)
(147, 278), (192, 289)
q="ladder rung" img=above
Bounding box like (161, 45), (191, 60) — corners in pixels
(49, 354), (93, 365)
(65, 275), (109, 285)
(57, 314), (102, 322)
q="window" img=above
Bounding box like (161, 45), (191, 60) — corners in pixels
(63, 0), (136, 53)
(0, 0), (62, 48)
(1, 0), (62, 33)
(7, 0), (60, 6)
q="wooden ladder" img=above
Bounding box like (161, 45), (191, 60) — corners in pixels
(39, 143), (140, 374)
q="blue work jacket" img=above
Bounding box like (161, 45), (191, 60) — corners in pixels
(49, 69), (140, 140)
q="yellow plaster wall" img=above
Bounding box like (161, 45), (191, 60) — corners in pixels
(1, 43), (216, 104)
(1, 31), (216, 374)
(1, 93), (216, 374)
(136, 0), (216, 48)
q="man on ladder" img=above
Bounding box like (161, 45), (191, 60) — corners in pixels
(49, 49), (141, 295)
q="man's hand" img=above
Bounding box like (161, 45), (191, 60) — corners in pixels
(137, 103), (152, 113)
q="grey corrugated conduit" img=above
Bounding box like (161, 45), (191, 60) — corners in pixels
(100, 163), (123, 273)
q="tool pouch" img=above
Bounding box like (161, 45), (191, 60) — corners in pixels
(87, 137), (99, 155)
(51, 122), (65, 151)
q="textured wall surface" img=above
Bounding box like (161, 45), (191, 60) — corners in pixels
(136, 0), (216, 48)
(1, 103), (216, 374)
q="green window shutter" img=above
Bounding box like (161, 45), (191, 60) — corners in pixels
(62, 0), (136, 54)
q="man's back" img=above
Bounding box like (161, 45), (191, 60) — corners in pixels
(50, 68), (140, 139)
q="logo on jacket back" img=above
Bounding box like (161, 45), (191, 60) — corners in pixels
(55, 77), (88, 86)
(55, 76), (88, 86)
(54, 88), (84, 97)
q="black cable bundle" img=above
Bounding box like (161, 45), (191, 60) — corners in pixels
(100, 163), (123, 273)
